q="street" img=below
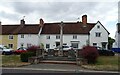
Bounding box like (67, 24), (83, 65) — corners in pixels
(2, 68), (119, 75)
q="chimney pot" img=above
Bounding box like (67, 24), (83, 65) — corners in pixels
(20, 19), (25, 25)
(39, 18), (44, 27)
(82, 15), (87, 25)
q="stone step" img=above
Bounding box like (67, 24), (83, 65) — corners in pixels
(39, 60), (76, 65)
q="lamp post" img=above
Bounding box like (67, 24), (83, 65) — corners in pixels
(59, 21), (64, 56)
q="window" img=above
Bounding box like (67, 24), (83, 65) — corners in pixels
(27, 43), (31, 48)
(56, 35), (60, 39)
(93, 43), (97, 46)
(8, 44), (13, 48)
(21, 35), (24, 38)
(95, 32), (101, 37)
(46, 35), (50, 39)
(71, 43), (78, 48)
(9, 35), (13, 39)
(73, 35), (77, 39)
(97, 25), (100, 29)
(46, 44), (50, 48)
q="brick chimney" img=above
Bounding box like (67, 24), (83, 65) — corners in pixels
(20, 19), (25, 26)
(82, 15), (87, 25)
(39, 18), (44, 27)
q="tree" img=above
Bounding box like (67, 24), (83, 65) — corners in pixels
(108, 37), (115, 49)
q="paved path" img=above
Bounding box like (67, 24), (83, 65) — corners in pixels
(21, 63), (82, 70)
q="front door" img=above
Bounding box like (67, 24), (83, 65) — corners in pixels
(101, 42), (107, 49)
(56, 42), (60, 47)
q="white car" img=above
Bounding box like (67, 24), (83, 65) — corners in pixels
(0, 45), (14, 55)
(54, 45), (73, 51)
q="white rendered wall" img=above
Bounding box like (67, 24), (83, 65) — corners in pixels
(17, 34), (39, 48)
(39, 34), (88, 49)
(90, 22), (109, 49)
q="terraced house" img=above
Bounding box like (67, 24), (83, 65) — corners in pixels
(0, 15), (109, 50)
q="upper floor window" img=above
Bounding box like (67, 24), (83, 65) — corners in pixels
(97, 25), (100, 29)
(96, 32), (101, 37)
(73, 35), (77, 39)
(46, 35), (50, 39)
(21, 34), (24, 38)
(9, 35), (13, 40)
(56, 35), (60, 39)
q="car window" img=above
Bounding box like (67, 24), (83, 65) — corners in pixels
(63, 46), (69, 48)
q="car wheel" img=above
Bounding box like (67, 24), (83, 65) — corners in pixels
(2, 52), (5, 55)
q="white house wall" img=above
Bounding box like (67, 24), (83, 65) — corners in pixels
(90, 22), (108, 49)
(39, 34), (88, 49)
(17, 34), (39, 48)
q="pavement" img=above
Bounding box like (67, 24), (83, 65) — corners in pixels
(2, 63), (119, 73)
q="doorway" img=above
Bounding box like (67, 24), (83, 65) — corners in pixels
(56, 42), (60, 47)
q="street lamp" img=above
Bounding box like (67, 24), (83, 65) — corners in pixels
(59, 21), (64, 56)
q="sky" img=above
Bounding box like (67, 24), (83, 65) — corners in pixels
(0, 0), (119, 39)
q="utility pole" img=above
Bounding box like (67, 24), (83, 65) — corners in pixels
(59, 21), (64, 56)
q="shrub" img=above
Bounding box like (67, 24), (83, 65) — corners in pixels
(27, 45), (40, 54)
(20, 52), (36, 62)
(81, 46), (99, 64)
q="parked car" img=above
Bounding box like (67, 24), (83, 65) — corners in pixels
(0, 45), (14, 55)
(54, 45), (73, 51)
(95, 46), (115, 56)
(14, 47), (27, 54)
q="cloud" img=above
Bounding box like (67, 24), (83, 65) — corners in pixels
(0, 1), (118, 38)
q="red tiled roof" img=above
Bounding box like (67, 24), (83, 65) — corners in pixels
(1, 24), (41, 35)
(41, 22), (96, 34)
(2, 25), (19, 35)
(17, 24), (40, 34)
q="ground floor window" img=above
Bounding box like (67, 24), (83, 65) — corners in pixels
(46, 44), (50, 49)
(27, 43), (31, 48)
(71, 43), (78, 48)
(8, 44), (13, 48)
(93, 43), (97, 46)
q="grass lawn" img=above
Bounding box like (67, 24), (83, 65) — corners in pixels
(81, 55), (119, 71)
(1, 54), (119, 71)
(2, 55), (30, 67)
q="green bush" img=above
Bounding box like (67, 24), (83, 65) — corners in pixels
(20, 52), (36, 62)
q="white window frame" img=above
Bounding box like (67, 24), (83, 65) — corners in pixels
(95, 32), (101, 37)
(97, 25), (100, 29)
(73, 35), (77, 39)
(46, 35), (50, 39)
(71, 43), (78, 48)
(21, 34), (24, 38)
(93, 43), (97, 46)
(56, 35), (60, 39)
(8, 44), (13, 48)
(8, 35), (13, 40)
(46, 44), (50, 49)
